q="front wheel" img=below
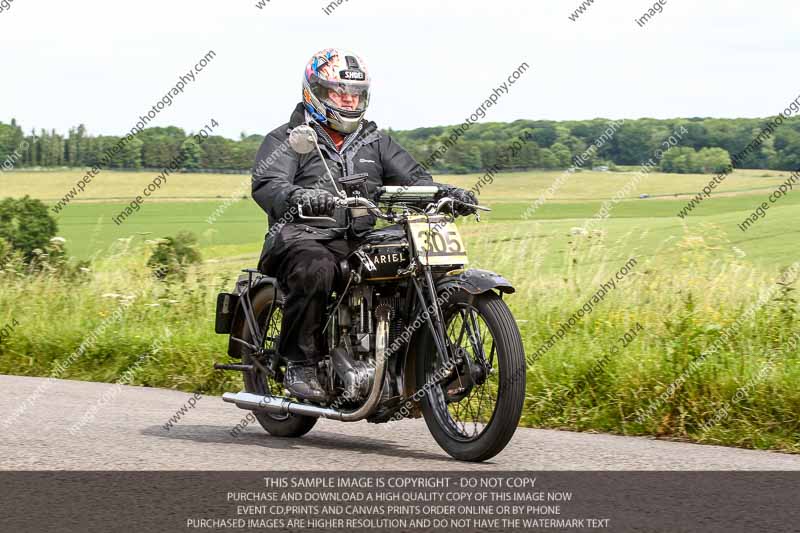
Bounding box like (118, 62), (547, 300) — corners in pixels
(417, 289), (525, 462)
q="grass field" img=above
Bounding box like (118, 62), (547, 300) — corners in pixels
(1, 167), (798, 452)
(3, 167), (799, 270)
(1, 167), (793, 202)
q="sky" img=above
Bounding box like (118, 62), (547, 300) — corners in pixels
(1, 0), (799, 140)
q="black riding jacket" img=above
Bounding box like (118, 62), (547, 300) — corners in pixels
(252, 103), (435, 272)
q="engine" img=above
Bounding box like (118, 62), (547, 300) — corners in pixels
(326, 285), (403, 403)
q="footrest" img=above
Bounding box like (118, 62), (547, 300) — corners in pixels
(213, 363), (253, 372)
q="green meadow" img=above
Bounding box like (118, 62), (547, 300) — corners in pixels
(4, 168), (796, 269)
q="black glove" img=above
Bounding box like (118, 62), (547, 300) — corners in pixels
(438, 185), (478, 216)
(289, 188), (338, 217)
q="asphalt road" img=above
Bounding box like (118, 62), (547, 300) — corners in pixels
(2, 375), (799, 471)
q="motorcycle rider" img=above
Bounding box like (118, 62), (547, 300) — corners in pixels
(251, 48), (477, 402)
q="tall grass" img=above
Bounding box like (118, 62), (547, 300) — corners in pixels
(469, 224), (800, 452)
(1, 227), (797, 452)
(0, 238), (239, 395)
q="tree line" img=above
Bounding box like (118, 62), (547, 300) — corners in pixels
(2, 115), (800, 175)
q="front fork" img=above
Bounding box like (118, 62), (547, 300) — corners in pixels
(412, 267), (464, 377)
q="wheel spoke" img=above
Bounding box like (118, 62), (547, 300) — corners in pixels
(463, 388), (480, 437)
(488, 339), (497, 369)
(465, 310), (488, 365)
(254, 306), (288, 415)
(475, 379), (487, 426)
(454, 310), (469, 352)
(449, 399), (462, 423)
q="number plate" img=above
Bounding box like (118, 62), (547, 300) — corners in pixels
(408, 216), (468, 266)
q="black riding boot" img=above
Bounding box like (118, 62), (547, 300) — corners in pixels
(284, 362), (328, 402)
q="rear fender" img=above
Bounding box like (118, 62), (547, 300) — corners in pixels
(224, 274), (281, 358)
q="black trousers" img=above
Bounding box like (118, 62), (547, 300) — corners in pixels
(270, 238), (353, 364)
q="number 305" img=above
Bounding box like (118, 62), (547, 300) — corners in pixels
(418, 229), (462, 253)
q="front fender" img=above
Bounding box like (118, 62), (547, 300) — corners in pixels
(435, 268), (515, 296)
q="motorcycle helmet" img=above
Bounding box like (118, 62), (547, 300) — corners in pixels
(303, 48), (371, 134)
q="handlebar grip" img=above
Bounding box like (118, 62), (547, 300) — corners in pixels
(295, 202), (337, 223)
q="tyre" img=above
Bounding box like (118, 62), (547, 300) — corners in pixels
(237, 286), (317, 438)
(417, 289), (525, 461)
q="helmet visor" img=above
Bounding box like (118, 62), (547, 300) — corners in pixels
(309, 77), (370, 114)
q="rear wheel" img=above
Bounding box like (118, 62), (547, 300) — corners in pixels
(418, 289), (525, 462)
(238, 287), (317, 438)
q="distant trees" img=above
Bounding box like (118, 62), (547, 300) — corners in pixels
(1, 115), (799, 174)
(659, 147), (732, 174)
(773, 128), (800, 169)
(139, 127), (186, 168)
(180, 138), (203, 170)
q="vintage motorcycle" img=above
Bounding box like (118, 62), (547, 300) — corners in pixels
(214, 126), (525, 461)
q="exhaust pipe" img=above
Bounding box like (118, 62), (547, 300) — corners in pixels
(223, 306), (392, 422)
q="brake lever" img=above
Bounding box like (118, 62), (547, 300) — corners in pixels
(465, 203), (490, 222)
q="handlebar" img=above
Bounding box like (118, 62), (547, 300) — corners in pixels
(295, 196), (380, 224)
(428, 196), (491, 214)
(296, 190), (491, 223)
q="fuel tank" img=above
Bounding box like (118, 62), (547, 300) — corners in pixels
(355, 224), (411, 281)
